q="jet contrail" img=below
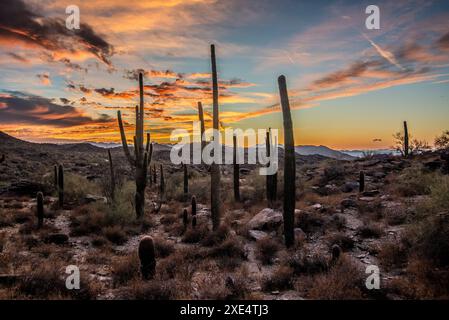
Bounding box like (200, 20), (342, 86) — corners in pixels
(362, 33), (404, 70)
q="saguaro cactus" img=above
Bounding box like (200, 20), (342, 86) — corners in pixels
(191, 195), (197, 216)
(36, 192), (44, 229)
(403, 121), (409, 157)
(278, 75), (296, 248)
(198, 101), (206, 152)
(183, 162), (188, 195)
(359, 170), (365, 193)
(210, 44), (221, 231)
(58, 164), (64, 208)
(233, 134), (240, 202)
(117, 73), (153, 218)
(108, 149), (116, 200)
(138, 236), (156, 280)
(53, 165), (58, 191)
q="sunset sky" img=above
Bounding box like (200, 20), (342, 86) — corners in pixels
(0, 0), (448, 149)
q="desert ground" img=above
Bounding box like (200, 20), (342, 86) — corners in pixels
(0, 129), (448, 300)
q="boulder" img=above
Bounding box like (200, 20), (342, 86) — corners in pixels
(247, 208), (283, 230)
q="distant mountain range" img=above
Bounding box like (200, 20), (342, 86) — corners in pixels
(0, 131), (357, 160)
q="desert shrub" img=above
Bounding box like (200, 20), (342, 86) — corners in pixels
(255, 237), (281, 265)
(262, 266), (294, 291)
(102, 226), (127, 245)
(394, 166), (435, 197)
(286, 251), (328, 275)
(296, 211), (325, 233)
(106, 181), (135, 225)
(0, 209), (14, 227)
(64, 173), (98, 203)
(307, 256), (363, 299)
(209, 237), (246, 263)
(321, 162), (345, 184)
(121, 279), (177, 299)
(357, 222), (383, 238)
(154, 237), (175, 258)
(385, 206), (407, 225)
(112, 254), (139, 286)
(327, 214), (346, 231)
(182, 225), (208, 243)
(0, 232), (6, 252)
(201, 224), (229, 247)
(326, 232), (354, 251)
(188, 175), (210, 203)
(241, 171), (265, 203)
(378, 241), (408, 270)
(17, 261), (98, 299)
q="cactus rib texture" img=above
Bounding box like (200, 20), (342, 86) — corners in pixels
(278, 75), (296, 248)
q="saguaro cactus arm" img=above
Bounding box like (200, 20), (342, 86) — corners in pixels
(278, 75), (296, 248)
(117, 110), (135, 166)
(198, 102), (206, 151)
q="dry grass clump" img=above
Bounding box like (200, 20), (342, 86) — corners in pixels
(306, 256), (363, 299)
(295, 211), (325, 234)
(120, 279), (177, 299)
(378, 241), (408, 271)
(182, 224), (209, 243)
(393, 166), (435, 197)
(255, 237), (281, 265)
(154, 237), (175, 258)
(102, 226), (127, 245)
(262, 266), (294, 292)
(201, 224), (229, 247)
(64, 173), (99, 203)
(112, 254), (139, 287)
(357, 222), (383, 238)
(286, 250), (328, 275)
(16, 261), (99, 299)
(325, 232), (354, 251)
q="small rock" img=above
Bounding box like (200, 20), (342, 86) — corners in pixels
(311, 203), (322, 210)
(294, 228), (306, 241)
(341, 181), (359, 193)
(359, 196), (375, 202)
(248, 230), (268, 241)
(84, 194), (107, 204)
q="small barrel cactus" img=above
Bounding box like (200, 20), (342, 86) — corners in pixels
(138, 236), (156, 280)
(37, 192), (44, 229)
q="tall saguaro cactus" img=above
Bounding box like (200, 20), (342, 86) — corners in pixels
(403, 121), (409, 157)
(359, 170), (365, 193)
(198, 101), (206, 153)
(233, 134), (240, 202)
(278, 75), (296, 248)
(117, 73), (153, 218)
(210, 44), (221, 231)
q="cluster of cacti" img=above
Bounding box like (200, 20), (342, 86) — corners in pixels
(117, 73), (153, 218)
(359, 170), (365, 193)
(36, 191), (44, 229)
(183, 162), (188, 195)
(278, 75), (296, 248)
(107, 149), (116, 200)
(57, 164), (64, 208)
(266, 129), (277, 207)
(138, 236), (156, 280)
(191, 195), (197, 227)
(210, 44), (221, 231)
(403, 121), (409, 157)
(233, 134), (240, 202)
